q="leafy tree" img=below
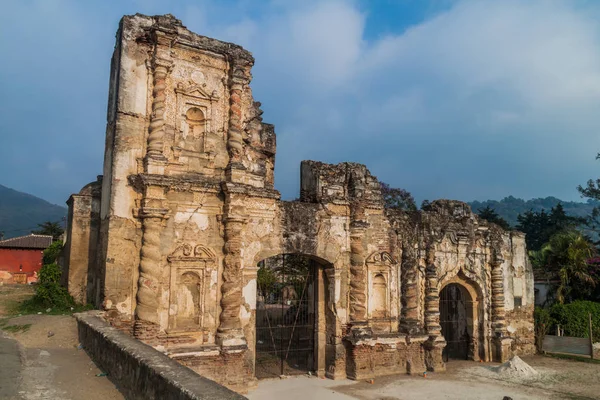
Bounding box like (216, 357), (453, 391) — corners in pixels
(32, 221), (64, 241)
(577, 153), (600, 238)
(534, 231), (597, 304)
(477, 206), (511, 230)
(516, 204), (584, 251)
(380, 182), (417, 212)
(43, 241), (63, 265)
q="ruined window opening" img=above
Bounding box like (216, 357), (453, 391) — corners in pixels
(372, 273), (387, 318)
(514, 296), (522, 308)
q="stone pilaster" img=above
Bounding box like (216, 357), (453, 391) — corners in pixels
(349, 223), (368, 324)
(145, 29), (173, 174)
(491, 249), (512, 361)
(216, 214), (247, 347)
(134, 197), (168, 339)
(226, 61), (248, 164)
(423, 244), (445, 371)
(135, 32), (173, 338)
(400, 241), (419, 335)
(424, 246), (441, 337)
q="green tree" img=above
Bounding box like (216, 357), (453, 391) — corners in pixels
(32, 221), (64, 241)
(380, 182), (417, 212)
(43, 241), (63, 265)
(534, 231), (596, 304)
(477, 206), (511, 230)
(577, 153), (600, 239)
(516, 204), (584, 251)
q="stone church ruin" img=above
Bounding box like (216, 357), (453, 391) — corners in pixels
(62, 14), (535, 392)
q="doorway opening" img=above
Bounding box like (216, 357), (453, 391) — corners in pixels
(255, 254), (320, 379)
(440, 283), (473, 361)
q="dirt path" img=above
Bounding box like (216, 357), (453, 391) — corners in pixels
(250, 356), (600, 400)
(0, 284), (124, 400)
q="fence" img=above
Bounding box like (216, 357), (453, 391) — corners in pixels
(542, 313), (595, 359)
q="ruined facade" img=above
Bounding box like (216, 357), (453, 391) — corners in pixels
(62, 14), (535, 392)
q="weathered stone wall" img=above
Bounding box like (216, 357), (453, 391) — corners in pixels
(62, 13), (535, 392)
(62, 176), (102, 304)
(75, 311), (245, 400)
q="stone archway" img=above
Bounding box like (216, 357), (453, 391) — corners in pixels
(254, 253), (334, 379)
(440, 276), (484, 362)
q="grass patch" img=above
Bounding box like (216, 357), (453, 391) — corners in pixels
(2, 323), (31, 333)
(16, 300), (94, 316)
(545, 353), (600, 364)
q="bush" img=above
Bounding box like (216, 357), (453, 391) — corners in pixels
(21, 263), (75, 312)
(548, 301), (600, 340)
(42, 241), (63, 265)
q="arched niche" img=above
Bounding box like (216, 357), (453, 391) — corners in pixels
(167, 243), (216, 337)
(365, 251), (398, 328)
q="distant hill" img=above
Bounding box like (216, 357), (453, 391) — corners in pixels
(468, 196), (599, 228)
(0, 184), (67, 239)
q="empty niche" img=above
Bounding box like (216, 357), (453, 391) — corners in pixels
(182, 107), (206, 154)
(372, 273), (387, 318)
(176, 271), (202, 328)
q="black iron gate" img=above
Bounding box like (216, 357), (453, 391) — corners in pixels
(440, 283), (471, 361)
(255, 254), (315, 379)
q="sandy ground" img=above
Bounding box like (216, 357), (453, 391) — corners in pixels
(249, 357), (600, 400)
(0, 284), (124, 400)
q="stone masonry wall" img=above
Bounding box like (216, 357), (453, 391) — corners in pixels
(62, 13), (536, 392)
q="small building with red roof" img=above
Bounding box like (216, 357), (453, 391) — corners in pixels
(0, 234), (53, 283)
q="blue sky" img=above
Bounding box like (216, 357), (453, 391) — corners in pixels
(1, 0), (600, 206)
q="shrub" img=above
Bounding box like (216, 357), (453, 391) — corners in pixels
(42, 241), (63, 265)
(548, 300), (600, 340)
(21, 262), (75, 312)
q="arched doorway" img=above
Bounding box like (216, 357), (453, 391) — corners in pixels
(440, 283), (473, 361)
(255, 254), (328, 379)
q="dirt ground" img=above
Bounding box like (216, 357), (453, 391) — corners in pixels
(0, 284), (124, 400)
(249, 356), (600, 400)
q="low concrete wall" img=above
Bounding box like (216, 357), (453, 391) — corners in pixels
(75, 311), (246, 400)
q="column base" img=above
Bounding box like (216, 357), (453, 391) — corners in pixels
(424, 336), (446, 372)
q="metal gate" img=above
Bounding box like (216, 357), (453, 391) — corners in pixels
(255, 254), (315, 379)
(440, 283), (471, 361)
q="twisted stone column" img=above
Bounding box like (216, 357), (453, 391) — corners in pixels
(147, 59), (170, 158)
(424, 245), (441, 337)
(226, 64), (248, 162)
(491, 252), (506, 335)
(349, 223), (367, 323)
(135, 206), (168, 339)
(217, 216), (246, 346)
(400, 241), (419, 334)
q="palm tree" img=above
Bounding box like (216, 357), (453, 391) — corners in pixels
(538, 231), (596, 304)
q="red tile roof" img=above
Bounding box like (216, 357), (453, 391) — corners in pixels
(0, 234), (53, 249)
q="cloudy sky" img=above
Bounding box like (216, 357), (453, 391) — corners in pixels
(1, 0), (600, 206)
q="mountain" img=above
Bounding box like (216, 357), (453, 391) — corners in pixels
(468, 196), (599, 228)
(0, 184), (67, 239)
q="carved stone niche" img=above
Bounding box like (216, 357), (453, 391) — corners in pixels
(167, 243), (216, 338)
(366, 252), (397, 322)
(172, 82), (220, 171)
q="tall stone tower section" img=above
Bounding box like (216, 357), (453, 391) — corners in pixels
(97, 14), (277, 349)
